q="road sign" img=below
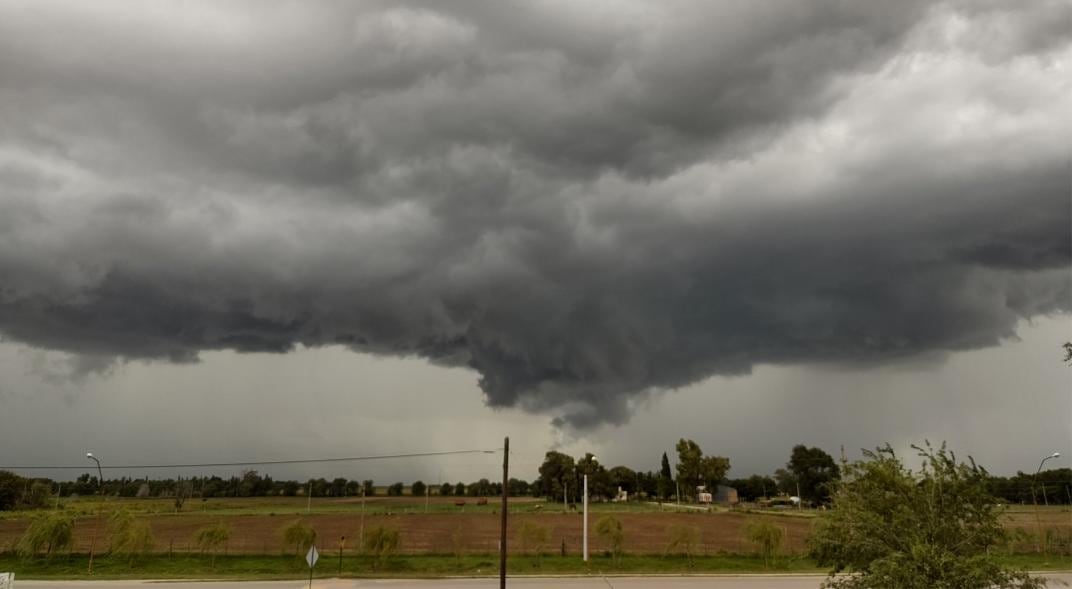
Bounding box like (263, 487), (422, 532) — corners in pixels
(0, 572), (13, 589)
(306, 546), (319, 568)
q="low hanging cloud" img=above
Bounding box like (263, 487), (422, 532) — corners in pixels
(0, 1), (1069, 428)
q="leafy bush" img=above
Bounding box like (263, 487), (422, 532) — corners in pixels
(809, 443), (1045, 589)
(364, 525), (400, 569)
(194, 522), (231, 567)
(109, 509), (155, 562)
(279, 520), (316, 556)
(664, 524), (700, 566)
(517, 520), (551, 566)
(744, 519), (783, 567)
(16, 513), (74, 558)
(595, 515), (625, 562)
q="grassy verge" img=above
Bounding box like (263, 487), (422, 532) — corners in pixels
(0, 553), (1068, 580)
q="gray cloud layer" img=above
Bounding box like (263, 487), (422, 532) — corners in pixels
(0, 1), (1069, 428)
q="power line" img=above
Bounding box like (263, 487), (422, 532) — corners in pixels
(0, 448), (501, 471)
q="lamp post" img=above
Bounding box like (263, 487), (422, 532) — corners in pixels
(1035, 452), (1060, 506)
(1032, 452), (1061, 554)
(583, 455), (597, 562)
(85, 452), (103, 575)
(86, 452), (103, 494)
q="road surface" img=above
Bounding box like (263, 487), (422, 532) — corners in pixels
(14, 575), (1072, 589)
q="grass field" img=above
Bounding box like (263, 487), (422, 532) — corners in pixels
(1, 553), (1070, 580)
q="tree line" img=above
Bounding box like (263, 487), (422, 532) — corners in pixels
(2, 443), (1069, 511)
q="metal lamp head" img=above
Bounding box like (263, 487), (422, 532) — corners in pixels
(1052, 452), (1062, 459)
(85, 452), (94, 458)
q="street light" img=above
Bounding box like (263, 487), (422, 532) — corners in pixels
(1035, 452), (1061, 506)
(84, 452), (104, 575)
(583, 455), (598, 562)
(85, 452), (103, 494)
(1031, 451), (1062, 554)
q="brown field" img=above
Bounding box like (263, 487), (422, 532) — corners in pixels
(1, 498), (1067, 556)
(0, 509), (812, 556)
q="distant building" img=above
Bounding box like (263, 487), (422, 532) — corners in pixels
(714, 485), (738, 505)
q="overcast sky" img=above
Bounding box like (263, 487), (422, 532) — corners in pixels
(0, 1), (1069, 482)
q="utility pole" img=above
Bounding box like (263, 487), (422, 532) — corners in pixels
(582, 473), (589, 562)
(307, 481), (313, 514)
(499, 437), (509, 589)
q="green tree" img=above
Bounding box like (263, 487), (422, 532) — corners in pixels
(194, 522), (231, 568)
(774, 468), (799, 495)
(809, 443), (1044, 589)
(174, 479), (192, 512)
(387, 482), (404, 497)
(675, 439), (730, 500)
(16, 512), (73, 558)
(595, 515), (625, 563)
(411, 481), (427, 497)
(729, 475), (777, 501)
(744, 519), (784, 567)
(439, 482), (453, 496)
(607, 466), (637, 496)
(22, 481), (52, 509)
(788, 445), (840, 504)
(538, 451), (576, 502)
(279, 520), (315, 556)
(364, 525), (400, 569)
(659, 452), (674, 499)
(0, 471), (22, 511)
(576, 453), (610, 499)
(362, 480), (375, 497)
(454, 482), (466, 496)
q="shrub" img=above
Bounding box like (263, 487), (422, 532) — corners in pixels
(280, 520), (316, 556)
(450, 525), (465, 563)
(664, 524), (700, 566)
(364, 525), (400, 569)
(109, 509), (155, 562)
(517, 521), (551, 566)
(16, 513), (74, 558)
(194, 522), (231, 567)
(744, 519), (784, 567)
(595, 515), (625, 562)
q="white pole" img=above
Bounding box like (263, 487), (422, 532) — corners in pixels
(583, 474), (589, 562)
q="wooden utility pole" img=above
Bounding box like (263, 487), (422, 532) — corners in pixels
(499, 436), (509, 589)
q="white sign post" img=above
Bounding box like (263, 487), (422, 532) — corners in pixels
(0, 572), (13, 589)
(306, 546), (319, 589)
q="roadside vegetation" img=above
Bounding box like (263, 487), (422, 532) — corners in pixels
(1, 436), (1069, 581)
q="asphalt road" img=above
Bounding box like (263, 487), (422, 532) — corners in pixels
(14, 574), (1072, 589)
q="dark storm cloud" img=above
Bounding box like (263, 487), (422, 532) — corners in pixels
(0, 0), (1069, 428)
